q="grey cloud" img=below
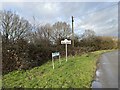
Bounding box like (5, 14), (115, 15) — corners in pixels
(77, 4), (118, 36)
(2, 2), (118, 37)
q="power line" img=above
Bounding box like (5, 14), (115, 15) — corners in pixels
(73, 3), (118, 30)
(83, 3), (117, 17)
(74, 3), (117, 21)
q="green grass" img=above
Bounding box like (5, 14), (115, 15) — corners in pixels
(2, 50), (113, 88)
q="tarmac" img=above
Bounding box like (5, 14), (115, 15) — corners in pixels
(92, 50), (118, 88)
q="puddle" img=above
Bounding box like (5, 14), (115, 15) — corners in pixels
(102, 63), (107, 64)
(92, 69), (102, 88)
(96, 70), (100, 77)
(95, 77), (99, 81)
(92, 81), (102, 88)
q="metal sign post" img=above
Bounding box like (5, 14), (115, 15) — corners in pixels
(66, 44), (67, 61)
(52, 56), (54, 69)
(61, 39), (71, 62)
(59, 55), (61, 64)
(52, 52), (60, 69)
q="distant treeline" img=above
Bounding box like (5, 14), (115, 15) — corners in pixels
(0, 11), (118, 74)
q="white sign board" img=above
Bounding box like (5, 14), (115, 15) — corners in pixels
(52, 52), (60, 57)
(61, 39), (71, 62)
(52, 52), (61, 69)
(61, 39), (71, 44)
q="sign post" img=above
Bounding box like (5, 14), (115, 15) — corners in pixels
(52, 52), (60, 69)
(52, 56), (54, 69)
(61, 39), (71, 62)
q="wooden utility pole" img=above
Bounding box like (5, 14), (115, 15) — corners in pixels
(72, 16), (74, 48)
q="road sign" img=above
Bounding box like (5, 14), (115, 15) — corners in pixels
(61, 39), (71, 62)
(52, 52), (60, 57)
(52, 52), (61, 69)
(61, 39), (71, 44)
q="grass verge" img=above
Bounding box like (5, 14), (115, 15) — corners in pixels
(2, 50), (113, 88)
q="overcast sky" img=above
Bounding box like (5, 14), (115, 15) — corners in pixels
(0, 1), (118, 37)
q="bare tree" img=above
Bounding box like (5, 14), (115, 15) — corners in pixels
(37, 23), (52, 40)
(1, 10), (32, 73)
(81, 29), (95, 39)
(0, 11), (32, 42)
(51, 21), (71, 43)
(35, 21), (71, 45)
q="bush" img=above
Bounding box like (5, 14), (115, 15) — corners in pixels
(77, 36), (117, 52)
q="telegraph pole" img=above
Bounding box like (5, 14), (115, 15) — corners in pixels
(72, 16), (74, 48)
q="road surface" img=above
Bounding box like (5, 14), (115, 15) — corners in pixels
(92, 50), (118, 88)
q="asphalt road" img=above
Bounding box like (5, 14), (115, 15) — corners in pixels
(92, 50), (118, 88)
